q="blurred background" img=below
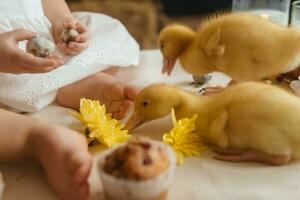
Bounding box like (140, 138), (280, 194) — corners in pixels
(66, 0), (233, 49)
(66, 0), (298, 49)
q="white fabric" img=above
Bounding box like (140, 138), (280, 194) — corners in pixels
(0, 0), (44, 18)
(0, 0), (139, 112)
(3, 50), (300, 200)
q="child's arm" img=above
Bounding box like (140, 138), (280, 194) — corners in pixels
(42, 0), (73, 25)
(42, 0), (90, 55)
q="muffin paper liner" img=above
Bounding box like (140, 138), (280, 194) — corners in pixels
(97, 141), (176, 200)
(0, 172), (4, 199)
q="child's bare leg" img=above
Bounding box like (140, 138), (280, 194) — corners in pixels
(57, 70), (140, 119)
(0, 109), (91, 200)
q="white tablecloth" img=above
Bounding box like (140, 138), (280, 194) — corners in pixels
(1, 50), (300, 200)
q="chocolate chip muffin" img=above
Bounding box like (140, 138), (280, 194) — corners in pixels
(98, 137), (176, 200)
(103, 136), (170, 181)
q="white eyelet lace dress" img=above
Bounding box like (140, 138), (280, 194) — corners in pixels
(0, 0), (139, 112)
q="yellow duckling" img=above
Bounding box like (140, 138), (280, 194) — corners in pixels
(158, 12), (300, 82)
(125, 82), (300, 165)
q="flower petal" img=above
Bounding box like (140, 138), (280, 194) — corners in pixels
(163, 108), (207, 165)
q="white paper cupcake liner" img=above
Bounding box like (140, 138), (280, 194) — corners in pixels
(97, 141), (176, 200)
(0, 172), (4, 200)
(290, 80), (300, 96)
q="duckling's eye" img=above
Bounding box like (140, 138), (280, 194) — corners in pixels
(160, 43), (164, 49)
(143, 101), (149, 107)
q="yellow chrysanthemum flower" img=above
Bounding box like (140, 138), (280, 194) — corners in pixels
(163, 109), (207, 165)
(70, 98), (130, 147)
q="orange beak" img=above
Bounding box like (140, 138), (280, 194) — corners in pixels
(162, 57), (176, 76)
(124, 111), (145, 130)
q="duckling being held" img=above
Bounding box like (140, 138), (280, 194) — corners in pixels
(126, 82), (300, 165)
(158, 13), (300, 82)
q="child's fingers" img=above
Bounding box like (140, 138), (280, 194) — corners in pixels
(65, 49), (80, 56)
(47, 54), (64, 63)
(21, 55), (58, 68)
(59, 42), (76, 54)
(76, 22), (88, 34)
(22, 66), (59, 73)
(75, 31), (90, 43)
(68, 41), (89, 52)
(23, 58), (62, 70)
(58, 42), (68, 51)
(11, 29), (37, 42)
(64, 19), (76, 29)
(16, 50), (63, 69)
(59, 42), (67, 49)
(59, 43), (79, 55)
(59, 40), (89, 55)
(54, 28), (64, 44)
(53, 26), (64, 44)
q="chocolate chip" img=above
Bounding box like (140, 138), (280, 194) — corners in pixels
(143, 156), (152, 165)
(124, 146), (137, 154)
(124, 146), (131, 154)
(140, 142), (151, 150)
(111, 157), (124, 170)
(276, 75), (284, 82)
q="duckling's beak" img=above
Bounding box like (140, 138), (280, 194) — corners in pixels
(124, 111), (145, 130)
(162, 57), (176, 76)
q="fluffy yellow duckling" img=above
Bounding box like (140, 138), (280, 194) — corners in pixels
(126, 82), (300, 165)
(158, 12), (300, 81)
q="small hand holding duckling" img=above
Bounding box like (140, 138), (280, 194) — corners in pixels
(126, 82), (300, 165)
(158, 12), (300, 94)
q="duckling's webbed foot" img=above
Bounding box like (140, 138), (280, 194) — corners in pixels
(214, 148), (291, 165)
(191, 75), (212, 88)
(201, 86), (224, 96)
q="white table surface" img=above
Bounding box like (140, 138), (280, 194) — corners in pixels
(1, 50), (300, 200)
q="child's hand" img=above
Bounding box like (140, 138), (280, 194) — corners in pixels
(0, 29), (63, 74)
(53, 17), (90, 56)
